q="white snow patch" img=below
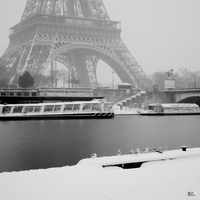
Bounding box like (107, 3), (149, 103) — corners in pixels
(0, 148), (200, 200)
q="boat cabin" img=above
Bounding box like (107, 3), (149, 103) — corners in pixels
(147, 103), (200, 113)
(0, 100), (113, 116)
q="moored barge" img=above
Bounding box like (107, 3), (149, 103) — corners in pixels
(140, 103), (200, 115)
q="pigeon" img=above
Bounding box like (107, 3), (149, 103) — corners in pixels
(117, 149), (121, 155)
(130, 149), (134, 154)
(89, 153), (97, 158)
(142, 147), (150, 153)
(164, 146), (168, 151)
(154, 147), (163, 153)
(134, 148), (140, 155)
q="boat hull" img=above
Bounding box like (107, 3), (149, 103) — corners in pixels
(0, 112), (114, 121)
(140, 112), (200, 116)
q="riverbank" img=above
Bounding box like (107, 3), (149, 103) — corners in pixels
(0, 148), (199, 200)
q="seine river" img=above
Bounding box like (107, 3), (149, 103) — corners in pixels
(0, 115), (200, 173)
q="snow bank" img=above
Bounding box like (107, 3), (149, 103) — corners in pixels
(78, 147), (200, 168)
(0, 148), (200, 200)
(114, 110), (139, 115)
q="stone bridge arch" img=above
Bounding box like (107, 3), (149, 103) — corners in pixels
(174, 90), (200, 106)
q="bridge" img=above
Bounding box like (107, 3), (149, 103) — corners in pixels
(1, 87), (200, 107)
(93, 88), (200, 108)
(112, 88), (200, 108)
(172, 89), (200, 104)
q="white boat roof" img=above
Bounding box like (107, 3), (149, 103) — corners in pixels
(0, 99), (108, 107)
(161, 103), (199, 108)
(149, 103), (199, 108)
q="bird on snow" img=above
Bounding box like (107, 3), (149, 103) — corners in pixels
(117, 149), (121, 155)
(130, 149), (134, 154)
(134, 148), (140, 155)
(154, 147), (163, 153)
(164, 146), (168, 151)
(142, 147), (150, 153)
(89, 153), (97, 158)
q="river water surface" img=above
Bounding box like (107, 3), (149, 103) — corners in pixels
(0, 115), (200, 173)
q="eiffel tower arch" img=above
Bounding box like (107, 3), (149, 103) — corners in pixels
(2, 0), (151, 89)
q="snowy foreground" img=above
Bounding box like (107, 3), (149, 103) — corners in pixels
(0, 148), (200, 200)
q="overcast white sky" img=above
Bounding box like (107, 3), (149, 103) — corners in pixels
(0, 0), (200, 80)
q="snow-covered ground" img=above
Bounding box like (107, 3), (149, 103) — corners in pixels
(113, 105), (140, 115)
(0, 148), (200, 200)
(114, 109), (139, 115)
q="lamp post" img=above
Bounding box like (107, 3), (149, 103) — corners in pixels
(8, 77), (13, 96)
(9, 81), (10, 96)
(194, 73), (196, 88)
(112, 71), (115, 89)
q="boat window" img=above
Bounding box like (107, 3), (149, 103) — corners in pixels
(24, 106), (34, 113)
(2, 106), (12, 114)
(92, 103), (101, 111)
(73, 104), (80, 111)
(148, 105), (155, 110)
(54, 105), (62, 112)
(13, 106), (23, 113)
(64, 104), (73, 112)
(82, 103), (92, 111)
(104, 103), (110, 111)
(154, 105), (162, 112)
(44, 105), (54, 112)
(34, 106), (42, 113)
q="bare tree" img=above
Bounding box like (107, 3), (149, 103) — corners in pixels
(150, 68), (200, 90)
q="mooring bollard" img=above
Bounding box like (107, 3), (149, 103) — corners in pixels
(181, 146), (187, 151)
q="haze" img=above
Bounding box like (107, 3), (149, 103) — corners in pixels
(0, 0), (200, 84)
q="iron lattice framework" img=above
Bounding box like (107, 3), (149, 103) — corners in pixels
(2, 0), (151, 89)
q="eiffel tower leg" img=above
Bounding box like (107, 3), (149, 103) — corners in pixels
(72, 50), (91, 87)
(85, 55), (98, 88)
(54, 49), (98, 88)
(2, 50), (21, 82)
(50, 37), (150, 89)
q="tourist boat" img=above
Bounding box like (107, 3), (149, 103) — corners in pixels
(140, 103), (200, 115)
(0, 99), (114, 120)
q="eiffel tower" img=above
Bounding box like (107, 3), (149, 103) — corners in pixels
(2, 0), (150, 89)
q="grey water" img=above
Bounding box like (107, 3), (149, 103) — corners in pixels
(0, 115), (200, 173)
